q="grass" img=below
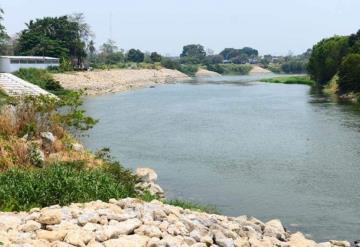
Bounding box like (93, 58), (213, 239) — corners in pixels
(260, 75), (315, 85)
(0, 90), (8, 106)
(219, 64), (253, 75)
(165, 199), (220, 214)
(0, 161), (138, 212)
(14, 68), (71, 96)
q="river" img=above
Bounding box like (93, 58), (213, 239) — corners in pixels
(82, 75), (360, 242)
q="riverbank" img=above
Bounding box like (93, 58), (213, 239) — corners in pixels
(260, 75), (315, 85)
(0, 197), (351, 247)
(53, 69), (191, 96)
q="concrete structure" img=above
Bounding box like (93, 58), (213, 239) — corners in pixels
(0, 73), (53, 97)
(0, 56), (59, 73)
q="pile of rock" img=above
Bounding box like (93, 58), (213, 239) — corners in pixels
(135, 168), (165, 199)
(0, 198), (351, 247)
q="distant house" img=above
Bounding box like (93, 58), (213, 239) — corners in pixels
(0, 56), (60, 73)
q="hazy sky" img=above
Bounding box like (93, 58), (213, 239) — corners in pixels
(1, 0), (359, 56)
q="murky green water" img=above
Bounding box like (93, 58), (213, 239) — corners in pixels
(82, 76), (360, 242)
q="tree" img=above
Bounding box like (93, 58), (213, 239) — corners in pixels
(231, 54), (249, 64)
(96, 40), (125, 65)
(204, 55), (223, 64)
(126, 49), (144, 63)
(308, 36), (349, 84)
(220, 47), (258, 63)
(180, 44), (206, 64)
(88, 40), (96, 59)
(0, 8), (9, 54)
(338, 53), (360, 93)
(150, 52), (162, 63)
(241, 47), (258, 57)
(15, 15), (89, 67)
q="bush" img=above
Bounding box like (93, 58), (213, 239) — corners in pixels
(178, 64), (199, 76)
(206, 64), (225, 74)
(260, 76), (314, 85)
(13, 68), (68, 95)
(0, 161), (138, 211)
(161, 58), (181, 70)
(218, 64), (252, 75)
(338, 53), (360, 93)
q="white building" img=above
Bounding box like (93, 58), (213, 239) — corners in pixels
(0, 56), (60, 73)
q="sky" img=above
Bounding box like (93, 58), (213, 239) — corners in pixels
(1, 0), (360, 56)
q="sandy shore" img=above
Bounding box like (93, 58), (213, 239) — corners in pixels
(53, 69), (191, 96)
(249, 65), (272, 74)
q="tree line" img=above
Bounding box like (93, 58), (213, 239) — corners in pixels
(308, 29), (360, 93)
(0, 10), (309, 75)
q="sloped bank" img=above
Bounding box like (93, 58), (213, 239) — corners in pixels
(53, 69), (191, 96)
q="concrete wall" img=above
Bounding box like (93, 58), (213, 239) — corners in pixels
(0, 58), (59, 73)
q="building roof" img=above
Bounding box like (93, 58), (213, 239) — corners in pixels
(0, 56), (59, 60)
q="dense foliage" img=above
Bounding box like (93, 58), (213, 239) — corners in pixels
(220, 47), (258, 64)
(338, 54), (360, 93)
(180, 44), (206, 64)
(260, 76), (314, 85)
(15, 15), (89, 67)
(150, 52), (162, 63)
(0, 8), (9, 54)
(308, 29), (360, 96)
(126, 49), (145, 63)
(0, 161), (137, 211)
(14, 68), (65, 94)
(308, 36), (349, 84)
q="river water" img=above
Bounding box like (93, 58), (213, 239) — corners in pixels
(82, 75), (360, 242)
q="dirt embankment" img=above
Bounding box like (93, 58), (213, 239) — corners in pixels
(195, 69), (222, 78)
(53, 69), (191, 96)
(249, 65), (272, 74)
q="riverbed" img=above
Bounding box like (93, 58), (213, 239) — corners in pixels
(82, 75), (360, 242)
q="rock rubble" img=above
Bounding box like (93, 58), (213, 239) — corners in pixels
(0, 198), (351, 247)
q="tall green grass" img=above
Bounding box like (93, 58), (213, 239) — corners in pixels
(260, 76), (315, 85)
(0, 161), (138, 212)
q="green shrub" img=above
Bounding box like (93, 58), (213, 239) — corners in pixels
(13, 68), (69, 96)
(161, 58), (181, 70)
(206, 64), (225, 74)
(165, 199), (219, 214)
(260, 76), (315, 85)
(218, 64), (252, 75)
(338, 53), (360, 93)
(178, 64), (199, 76)
(0, 162), (138, 211)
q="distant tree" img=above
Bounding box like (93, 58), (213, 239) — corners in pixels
(161, 58), (180, 70)
(220, 47), (258, 63)
(308, 36), (349, 84)
(220, 48), (238, 60)
(0, 8), (9, 54)
(180, 44), (206, 64)
(231, 54), (249, 64)
(15, 15), (90, 67)
(338, 53), (360, 93)
(241, 47), (258, 57)
(88, 40), (96, 60)
(97, 40), (124, 65)
(204, 55), (223, 64)
(150, 52), (162, 63)
(126, 49), (144, 63)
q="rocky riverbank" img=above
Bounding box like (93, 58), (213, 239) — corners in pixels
(0, 197), (352, 247)
(53, 69), (191, 96)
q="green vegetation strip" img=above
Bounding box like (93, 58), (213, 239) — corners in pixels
(0, 162), (137, 212)
(260, 76), (315, 85)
